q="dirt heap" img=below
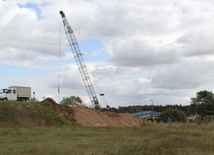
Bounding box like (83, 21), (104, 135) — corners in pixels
(42, 98), (75, 122)
(71, 107), (142, 127)
(42, 97), (58, 106)
(41, 98), (142, 127)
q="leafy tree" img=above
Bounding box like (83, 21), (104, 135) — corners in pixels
(102, 107), (118, 112)
(94, 104), (101, 110)
(191, 90), (214, 120)
(60, 96), (85, 107)
(158, 108), (187, 123)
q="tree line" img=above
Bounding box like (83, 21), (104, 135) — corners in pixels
(101, 104), (192, 116)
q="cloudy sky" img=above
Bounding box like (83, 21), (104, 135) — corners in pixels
(1, 0), (214, 107)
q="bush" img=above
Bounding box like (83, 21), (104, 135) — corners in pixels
(158, 108), (187, 123)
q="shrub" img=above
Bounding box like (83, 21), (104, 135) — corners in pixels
(158, 108), (187, 123)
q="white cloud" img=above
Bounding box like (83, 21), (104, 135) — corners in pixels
(1, 0), (214, 107)
(178, 28), (214, 57)
(152, 57), (214, 90)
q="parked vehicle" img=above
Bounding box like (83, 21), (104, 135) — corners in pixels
(0, 86), (31, 101)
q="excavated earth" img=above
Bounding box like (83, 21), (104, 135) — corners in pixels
(71, 107), (142, 127)
(43, 98), (143, 127)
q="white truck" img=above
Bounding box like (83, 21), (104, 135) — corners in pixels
(0, 86), (31, 101)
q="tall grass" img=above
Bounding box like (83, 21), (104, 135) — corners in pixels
(0, 123), (214, 155)
(1, 101), (214, 154)
(0, 101), (73, 127)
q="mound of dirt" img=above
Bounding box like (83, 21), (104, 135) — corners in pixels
(42, 97), (58, 106)
(71, 107), (142, 127)
(42, 98), (75, 122)
(41, 98), (142, 127)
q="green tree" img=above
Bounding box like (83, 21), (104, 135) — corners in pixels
(158, 108), (187, 123)
(60, 96), (85, 107)
(191, 90), (214, 120)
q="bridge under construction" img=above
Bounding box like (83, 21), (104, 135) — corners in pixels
(132, 111), (161, 120)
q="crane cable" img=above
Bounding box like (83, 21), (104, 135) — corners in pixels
(58, 17), (62, 102)
(93, 76), (109, 108)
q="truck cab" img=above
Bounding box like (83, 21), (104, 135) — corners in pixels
(0, 89), (8, 94)
(0, 88), (17, 101)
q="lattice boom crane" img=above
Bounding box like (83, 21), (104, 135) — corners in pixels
(59, 11), (100, 107)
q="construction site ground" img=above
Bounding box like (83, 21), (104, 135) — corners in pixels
(71, 107), (142, 127)
(42, 98), (143, 127)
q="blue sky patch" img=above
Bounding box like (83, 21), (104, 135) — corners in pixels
(80, 38), (103, 52)
(79, 38), (110, 62)
(18, 2), (48, 20)
(0, 64), (44, 78)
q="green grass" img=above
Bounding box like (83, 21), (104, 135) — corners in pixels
(0, 101), (74, 127)
(1, 101), (214, 154)
(1, 123), (214, 155)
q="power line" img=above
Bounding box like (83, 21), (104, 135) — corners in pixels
(58, 17), (62, 102)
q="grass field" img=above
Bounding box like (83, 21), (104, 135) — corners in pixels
(1, 101), (214, 155)
(1, 123), (214, 155)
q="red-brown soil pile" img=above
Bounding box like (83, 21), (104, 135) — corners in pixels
(41, 98), (142, 127)
(71, 107), (142, 127)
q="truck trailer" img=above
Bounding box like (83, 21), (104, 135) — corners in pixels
(0, 86), (31, 101)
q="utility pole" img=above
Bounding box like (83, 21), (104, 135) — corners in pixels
(150, 99), (154, 122)
(150, 99), (154, 112)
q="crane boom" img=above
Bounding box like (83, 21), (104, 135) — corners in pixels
(59, 11), (99, 107)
